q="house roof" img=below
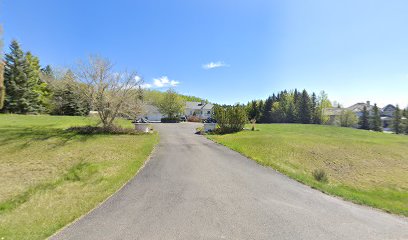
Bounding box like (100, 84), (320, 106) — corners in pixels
(185, 101), (213, 110)
(347, 102), (373, 112)
(381, 104), (396, 112)
(323, 108), (344, 116)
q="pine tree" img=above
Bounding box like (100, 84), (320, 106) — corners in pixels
(393, 105), (403, 134)
(311, 92), (317, 124)
(247, 100), (259, 121)
(370, 104), (382, 132)
(261, 96), (273, 123)
(257, 100), (264, 122)
(0, 61), (4, 110)
(3, 40), (33, 113)
(25, 51), (44, 112)
(0, 26), (4, 110)
(358, 105), (370, 130)
(298, 89), (312, 124)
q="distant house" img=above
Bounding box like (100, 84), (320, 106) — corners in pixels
(142, 105), (164, 122)
(347, 101), (373, 117)
(324, 101), (400, 130)
(185, 101), (214, 120)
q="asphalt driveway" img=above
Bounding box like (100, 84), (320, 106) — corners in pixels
(52, 123), (408, 240)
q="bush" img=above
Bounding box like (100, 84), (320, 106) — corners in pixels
(188, 115), (201, 122)
(312, 169), (328, 182)
(213, 104), (247, 134)
(66, 125), (143, 135)
(161, 117), (180, 123)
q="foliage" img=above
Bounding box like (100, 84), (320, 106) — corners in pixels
(246, 89), (332, 125)
(144, 89), (203, 106)
(0, 26), (3, 110)
(370, 104), (382, 132)
(66, 125), (145, 135)
(158, 88), (185, 118)
(0, 62), (4, 110)
(337, 109), (358, 127)
(393, 105), (403, 134)
(77, 56), (144, 127)
(312, 169), (328, 182)
(187, 115), (201, 122)
(160, 117), (180, 123)
(213, 104), (247, 134)
(3, 40), (36, 113)
(47, 69), (90, 116)
(208, 124), (408, 216)
(358, 105), (370, 130)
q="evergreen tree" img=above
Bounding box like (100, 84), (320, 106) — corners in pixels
(247, 100), (259, 121)
(3, 40), (34, 113)
(257, 100), (264, 122)
(393, 105), (403, 134)
(358, 105), (370, 130)
(298, 89), (312, 123)
(0, 26), (4, 110)
(370, 104), (382, 132)
(41, 65), (53, 76)
(261, 96), (273, 123)
(311, 92), (317, 123)
(0, 62), (4, 110)
(25, 51), (45, 112)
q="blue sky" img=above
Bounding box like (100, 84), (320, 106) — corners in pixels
(1, 0), (407, 107)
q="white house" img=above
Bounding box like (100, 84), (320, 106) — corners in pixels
(142, 101), (214, 122)
(185, 101), (214, 120)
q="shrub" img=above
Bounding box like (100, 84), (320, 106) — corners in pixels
(188, 115), (201, 122)
(312, 169), (328, 182)
(66, 125), (143, 135)
(161, 117), (180, 123)
(213, 104), (247, 134)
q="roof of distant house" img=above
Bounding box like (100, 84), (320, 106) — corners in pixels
(347, 102), (373, 112)
(323, 107), (344, 116)
(185, 101), (214, 110)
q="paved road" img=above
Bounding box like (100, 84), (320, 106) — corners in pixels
(52, 123), (408, 240)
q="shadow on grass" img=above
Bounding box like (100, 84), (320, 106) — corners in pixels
(0, 126), (96, 150)
(0, 161), (99, 215)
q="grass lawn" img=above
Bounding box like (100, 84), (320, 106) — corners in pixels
(0, 114), (158, 239)
(207, 124), (408, 216)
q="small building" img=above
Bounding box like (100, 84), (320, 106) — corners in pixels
(185, 101), (214, 120)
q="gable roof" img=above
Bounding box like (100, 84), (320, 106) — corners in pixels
(347, 102), (373, 112)
(185, 101), (213, 110)
(323, 107), (344, 116)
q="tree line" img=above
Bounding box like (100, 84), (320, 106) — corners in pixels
(246, 89), (332, 124)
(0, 40), (90, 115)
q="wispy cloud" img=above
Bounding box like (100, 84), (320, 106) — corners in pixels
(202, 61), (229, 70)
(142, 76), (180, 89)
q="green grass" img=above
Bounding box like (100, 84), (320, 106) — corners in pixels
(207, 124), (408, 216)
(0, 114), (158, 239)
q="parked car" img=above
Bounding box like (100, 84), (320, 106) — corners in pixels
(180, 116), (187, 122)
(203, 117), (217, 123)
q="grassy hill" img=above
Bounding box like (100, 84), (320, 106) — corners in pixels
(208, 124), (408, 216)
(0, 114), (158, 239)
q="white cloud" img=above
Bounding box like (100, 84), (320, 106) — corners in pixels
(202, 61), (229, 70)
(141, 83), (152, 89)
(143, 76), (180, 88)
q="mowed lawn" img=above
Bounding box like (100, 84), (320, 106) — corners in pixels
(208, 124), (408, 216)
(0, 114), (158, 239)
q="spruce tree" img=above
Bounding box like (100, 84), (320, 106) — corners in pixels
(247, 100), (259, 121)
(393, 105), (402, 134)
(299, 89), (312, 124)
(25, 52), (43, 112)
(3, 40), (32, 113)
(358, 105), (370, 130)
(311, 92), (317, 124)
(0, 62), (4, 110)
(0, 26), (4, 110)
(257, 100), (264, 122)
(261, 96), (273, 123)
(370, 104), (382, 132)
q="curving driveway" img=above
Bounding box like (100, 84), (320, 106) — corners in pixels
(52, 123), (408, 240)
